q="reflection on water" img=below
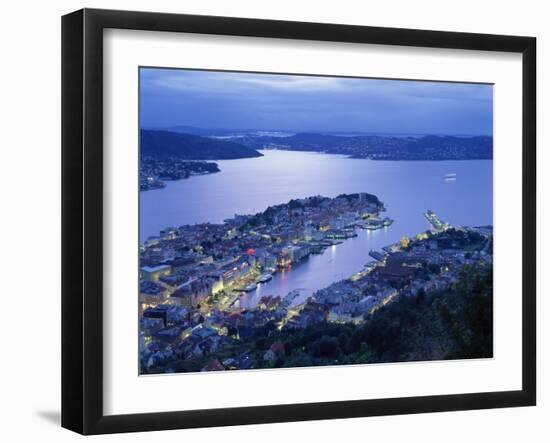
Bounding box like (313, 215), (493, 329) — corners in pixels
(238, 228), (393, 307)
(140, 150), (492, 305)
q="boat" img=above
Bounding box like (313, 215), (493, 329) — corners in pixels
(244, 283), (257, 292)
(256, 273), (273, 284)
(443, 173), (457, 181)
(359, 217), (393, 230)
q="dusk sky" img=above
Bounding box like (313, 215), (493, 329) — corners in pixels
(140, 68), (493, 136)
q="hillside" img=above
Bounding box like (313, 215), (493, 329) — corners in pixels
(237, 133), (493, 161)
(140, 130), (263, 160)
(275, 264), (493, 367)
(144, 264), (492, 374)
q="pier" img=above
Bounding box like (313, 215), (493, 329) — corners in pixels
(424, 210), (451, 232)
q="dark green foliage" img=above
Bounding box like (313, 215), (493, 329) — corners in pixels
(432, 228), (486, 250)
(288, 199), (304, 209)
(272, 264), (492, 366)
(141, 130), (263, 160)
(146, 265), (492, 373)
(312, 335), (341, 359)
(337, 192), (380, 205)
(363, 264), (493, 362)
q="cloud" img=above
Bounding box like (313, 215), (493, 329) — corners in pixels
(141, 69), (349, 95)
(139, 67), (493, 135)
(231, 74), (346, 91)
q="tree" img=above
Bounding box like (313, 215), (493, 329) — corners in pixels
(312, 335), (341, 359)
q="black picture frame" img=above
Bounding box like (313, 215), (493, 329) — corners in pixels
(62, 8), (537, 435)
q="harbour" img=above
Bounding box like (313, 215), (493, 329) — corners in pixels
(141, 150), (492, 307)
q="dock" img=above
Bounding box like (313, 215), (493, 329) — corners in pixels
(424, 210), (451, 232)
(369, 250), (386, 261)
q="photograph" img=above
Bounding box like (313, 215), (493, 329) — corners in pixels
(138, 68), (494, 375)
(0, 0), (543, 439)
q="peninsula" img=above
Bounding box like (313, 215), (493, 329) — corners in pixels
(138, 192), (492, 373)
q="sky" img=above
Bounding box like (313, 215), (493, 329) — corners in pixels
(140, 68), (493, 136)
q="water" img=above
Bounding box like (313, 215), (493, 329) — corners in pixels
(140, 150), (492, 306)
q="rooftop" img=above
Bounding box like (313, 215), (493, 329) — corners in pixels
(142, 264), (171, 273)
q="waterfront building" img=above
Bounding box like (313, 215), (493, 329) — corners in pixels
(400, 235), (411, 248)
(209, 273), (225, 295)
(171, 276), (214, 307)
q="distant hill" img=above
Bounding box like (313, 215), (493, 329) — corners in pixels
(159, 125), (235, 137)
(140, 130), (263, 160)
(237, 132), (493, 161)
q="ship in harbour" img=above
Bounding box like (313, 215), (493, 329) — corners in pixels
(424, 210), (451, 231)
(256, 273), (273, 284)
(244, 283), (257, 292)
(358, 216), (394, 230)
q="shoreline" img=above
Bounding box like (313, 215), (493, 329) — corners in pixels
(140, 169), (220, 192)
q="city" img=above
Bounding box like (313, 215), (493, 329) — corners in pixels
(140, 157), (220, 191)
(139, 192), (493, 373)
(138, 67), (494, 374)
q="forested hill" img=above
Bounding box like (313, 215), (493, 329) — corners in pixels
(140, 130), (263, 160)
(272, 264), (494, 367)
(144, 264), (493, 374)
(237, 133), (493, 161)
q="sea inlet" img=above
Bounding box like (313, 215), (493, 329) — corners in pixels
(140, 149), (493, 306)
